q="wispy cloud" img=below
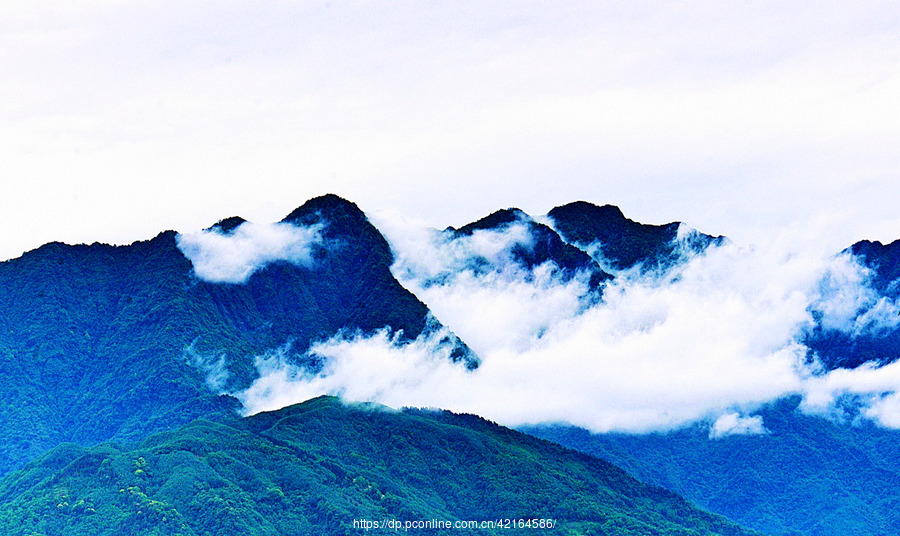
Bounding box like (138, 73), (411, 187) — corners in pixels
(381, 216), (592, 354)
(175, 220), (324, 284)
(810, 252), (900, 336)
(184, 340), (231, 391)
(709, 412), (767, 439)
(801, 360), (900, 426)
(235, 327), (470, 416)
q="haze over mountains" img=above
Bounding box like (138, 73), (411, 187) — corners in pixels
(2, 193), (899, 535)
(364, 195), (900, 433)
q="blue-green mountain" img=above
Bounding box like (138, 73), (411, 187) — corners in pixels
(0, 194), (471, 477)
(0, 396), (759, 536)
(547, 201), (725, 271)
(524, 397), (900, 536)
(446, 207), (613, 288)
(3, 194), (900, 536)
(805, 238), (900, 369)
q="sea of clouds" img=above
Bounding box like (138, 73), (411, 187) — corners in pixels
(179, 210), (900, 437)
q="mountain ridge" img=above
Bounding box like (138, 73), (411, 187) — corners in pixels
(0, 194), (473, 477)
(446, 207), (613, 289)
(0, 395), (761, 536)
(3, 193), (900, 536)
(525, 395), (900, 536)
(547, 200), (725, 271)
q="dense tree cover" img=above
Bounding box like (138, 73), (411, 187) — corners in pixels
(525, 396), (900, 536)
(6, 193), (899, 535)
(547, 201), (724, 271)
(0, 195), (471, 477)
(0, 396), (760, 536)
(0, 233), (240, 478)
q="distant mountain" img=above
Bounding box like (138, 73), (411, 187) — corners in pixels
(852, 239), (900, 295)
(806, 238), (900, 369)
(0, 396), (760, 536)
(547, 201), (725, 271)
(516, 233), (900, 536)
(0, 194), (471, 477)
(447, 207), (612, 289)
(4, 192), (899, 536)
(525, 396), (900, 536)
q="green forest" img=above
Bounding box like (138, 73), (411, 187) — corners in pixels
(0, 397), (759, 536)
(3, 195), (900, 535)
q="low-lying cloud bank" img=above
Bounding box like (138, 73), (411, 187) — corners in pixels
(235, 327), (470, 415)
(176, 220), (324, 283)
(227, 212), (900, 435)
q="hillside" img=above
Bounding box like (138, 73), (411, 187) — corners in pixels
(547, 201), (724, 271)
(525, 396), (900, 536)
(4, 193), (900, 536)
(0, 194), (471, 477)
(0, 396), (760, 536)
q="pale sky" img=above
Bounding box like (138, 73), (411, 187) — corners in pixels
(2, 1), (899, 261)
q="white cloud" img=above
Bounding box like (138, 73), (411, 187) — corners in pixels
(801, 360), (900, 421)
(235, 328), (470, 416)
(230, 214), (900, 434)
(385, 216), (535, 283)
(372, 213), (596, 352)
(856, 298), (900, 335)
(184, 340), (231, 392)
(175, 220), (323, 284)
(709, 412), (767, 439)
(5, 0), (898, 434)
(810, 252), (900, 335)
(862, 393), (900, 429)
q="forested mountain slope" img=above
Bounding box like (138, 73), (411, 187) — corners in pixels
(547, 201), (724, 271)
(0, 195), (471, 477)
(0, 396), (760, 536)
(526, 397), (900, 536)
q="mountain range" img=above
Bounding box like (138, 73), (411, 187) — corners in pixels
(1, 193), (899, 535)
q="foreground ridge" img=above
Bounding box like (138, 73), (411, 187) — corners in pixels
(0, 396), (760, 536)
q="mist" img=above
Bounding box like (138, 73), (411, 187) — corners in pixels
(229, 211), (900, 435)
(175, 220), (324, 284)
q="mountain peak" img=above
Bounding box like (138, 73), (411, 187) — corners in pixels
(562, 201), (627, 221)
(206, 216), (247, 234)
(548, 200), (721, 271)
(448, 208), (529, 235)
(281, 194), (361, 226)
(848, 238), (900, 297)
(279, 194), (382, 251)
(549, 200), (668, 232)
(445, 207), (613, 288)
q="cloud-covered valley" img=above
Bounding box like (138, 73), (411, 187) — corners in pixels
(214, 210), (900, 436)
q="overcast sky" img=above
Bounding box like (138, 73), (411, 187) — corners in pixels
(2, 1), (899, 261)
